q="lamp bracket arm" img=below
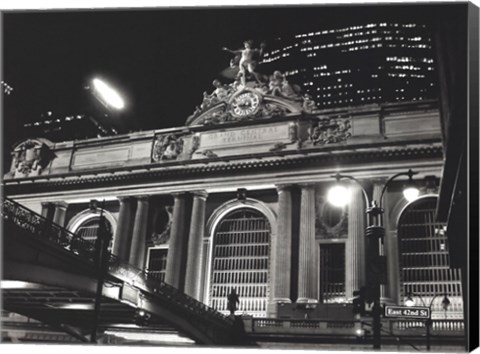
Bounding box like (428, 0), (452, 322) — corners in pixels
(332, 173), (370, 209)
(379, 170), (418, 208)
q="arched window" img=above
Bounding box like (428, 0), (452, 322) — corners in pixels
(209, 208), (271, 317)
(398, 197), (463, 318)
(69, 212), (115, 252)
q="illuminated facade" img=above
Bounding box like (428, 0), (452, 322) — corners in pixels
(261, 22), (437, 109)
(2, 15), (470, 347)
(2, 72), (465, 345)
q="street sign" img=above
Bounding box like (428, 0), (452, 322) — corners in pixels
(384, 305), (430, 319)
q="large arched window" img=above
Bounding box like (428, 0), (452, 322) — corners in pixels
(68, 211), (116, 252)
(209, 208), (271, 317)
(76, 217), (113, 251)
(398, 197), (463, 318)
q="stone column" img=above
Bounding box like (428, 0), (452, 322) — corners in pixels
(41, 202), (51, 219)
(345, 184), (366, 298)
(165, 193), (188, 290)
(272, 184), (292, 303)
(184, 191), (208, 300)
(113, 197), (135, 261)
(52, 202), (68, 227)
(129, 196), (150, 269)
(297, 184), (318, 303)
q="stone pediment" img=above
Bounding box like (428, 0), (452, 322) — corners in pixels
(186, 73), (317, 126)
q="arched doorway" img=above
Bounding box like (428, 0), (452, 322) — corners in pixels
(208, 207), (271, 317)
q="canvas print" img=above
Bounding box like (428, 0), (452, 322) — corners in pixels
(1, 2), (477, 352)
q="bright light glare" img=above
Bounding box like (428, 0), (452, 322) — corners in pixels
(404, 297), (416, 307)
(403, 186), (420, 202)
(1, 280), (40, 289)
(327, 185), (350, 207)
(356, 328), (365, 336)
(104, 330), (195, 344)
(92, 78), (125, 109)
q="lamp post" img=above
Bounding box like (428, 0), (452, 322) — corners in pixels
(405, 293), (451, 351)
(328, 169), (419, 350)
(90, 199), (111, 343)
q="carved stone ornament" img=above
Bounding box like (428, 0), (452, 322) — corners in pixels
(151, 206), (173, 245)
(152, 134), (184, 162)
(185, 68), (318, 126)
(307, 117), (352, 145)
(315, 198), (348, 239)
(190, 134), (201, 154)
(10, 139), (55, 178)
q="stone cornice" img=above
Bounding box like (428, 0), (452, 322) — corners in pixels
(3, 144), (443, 196)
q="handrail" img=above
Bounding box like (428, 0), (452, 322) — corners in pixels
(251, 317), (464, 334)
(1, 196), (232, 328)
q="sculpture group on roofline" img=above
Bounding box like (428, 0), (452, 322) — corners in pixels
(190, 39), (318, 121)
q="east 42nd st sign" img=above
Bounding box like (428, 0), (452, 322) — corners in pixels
(384, 305), (431, 319)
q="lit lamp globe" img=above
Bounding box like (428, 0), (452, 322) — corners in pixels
(402, 171), (420, 202)
(403, 186), (420, 202)
(327, 185), (350, 208)
(404, 295), (415, 307)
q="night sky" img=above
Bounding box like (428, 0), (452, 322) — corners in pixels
(1, 3), (465, 157)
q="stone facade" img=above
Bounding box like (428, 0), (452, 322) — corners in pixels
(3, 82), (450, 318)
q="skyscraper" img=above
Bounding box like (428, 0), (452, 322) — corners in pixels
(261, 22), (437, 109)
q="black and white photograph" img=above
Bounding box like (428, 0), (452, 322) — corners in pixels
(1, 1), (478, 352)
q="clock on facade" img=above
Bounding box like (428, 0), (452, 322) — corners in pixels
(230, 91), (261, 118)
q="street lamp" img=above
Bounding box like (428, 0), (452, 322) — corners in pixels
(328, 169), (420, 349)
(404, 293), (451, 351)
(89, 199), (112, 343)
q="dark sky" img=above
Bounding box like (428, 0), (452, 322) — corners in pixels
(1, 3), (465, 143)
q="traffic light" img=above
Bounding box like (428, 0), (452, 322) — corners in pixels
(352, 287), (367, 315)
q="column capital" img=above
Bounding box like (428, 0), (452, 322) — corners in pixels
(298, 183), (317, 190)
(54, 201), (69, 210)
(117, 196), (134, 203)
(41, 201), (52, 207)
(371, 178), (388, 186)
(275, 184), (294, 193)
(192, 190), (208, 200)
(136, 195), (151, 203)
(171, 192), (188, 199)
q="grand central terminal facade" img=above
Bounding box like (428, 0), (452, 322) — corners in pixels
(2, 71), (464, 344)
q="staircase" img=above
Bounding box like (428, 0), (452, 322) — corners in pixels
(1, 197), (252, 345)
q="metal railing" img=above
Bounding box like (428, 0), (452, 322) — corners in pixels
(1, 197), (232, 329)
(250, 317), (464, 336)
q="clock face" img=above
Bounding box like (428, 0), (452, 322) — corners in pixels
(230, 91), (260, 117)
